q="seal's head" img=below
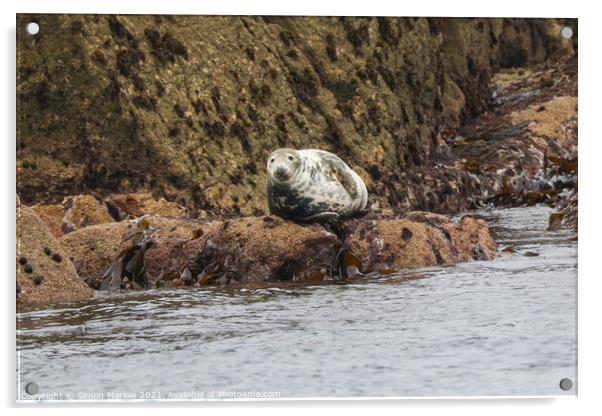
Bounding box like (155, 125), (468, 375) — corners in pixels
(267, 148), (301, 184)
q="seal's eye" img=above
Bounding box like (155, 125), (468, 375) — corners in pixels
(288, 155), (294, 161)
(270, 158), (275, 164)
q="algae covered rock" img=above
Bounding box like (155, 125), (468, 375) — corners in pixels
(192, 216), (339, 285)
(61, 214), (339, 289)
(59, 215), (214, 288)
(59, 220), (131, 288)
(16, 14), (575, 215)
(401, 56), (578, 218)
(32, 194), (114, 237)
(107, 192), (190, 219)
(16, 200), (93, 307)
(30, 202), (64, 238)
(341, 211), (497, 274)
(58, 208), (499, 292)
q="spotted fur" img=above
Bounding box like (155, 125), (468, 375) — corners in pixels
(266, 148), (368, 222)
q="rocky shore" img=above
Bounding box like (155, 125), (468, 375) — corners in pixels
(16, 16), (577, 308)
(403, 55), (577, 228)
(18, 193), (497, 306)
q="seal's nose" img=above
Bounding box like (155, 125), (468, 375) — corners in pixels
(275, 166), (288, 181)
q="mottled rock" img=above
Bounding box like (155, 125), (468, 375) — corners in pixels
(510, 95), (578, 150)
(59, 215), (211, 288)
(16, 201), (93, 307)
(33, 194), (113, 237)
(440, 215), (499, 261)
(402, 56), (577, 217)
(16, 15), (575, 215)
(31, 203), (64, 237)
(342, 211), (497, 274)
(62, 195), (114, 233)
(141, 217), (221, 287)
(64, 215), (339, 289)
(59, 220), (130, 288)
(58, 207), (499, 292)
(192, 216), (339, 284)
(108, 193), (189, 219)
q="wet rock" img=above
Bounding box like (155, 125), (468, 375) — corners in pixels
(549, 188), (577, 230)
(342, 212), (497, 273)
(16, 200), (93, 308)
(60, 215), (216, 288)
(439, 215), (498, 262)
(403, 56), (577, 218)
(59, 220), (132, 288)
(140, 217), (221, 287)
(188, 216), (339, 285)
(60, 206), (499, 291)
(62, 214), (340, 289)
(33, 195), (114, 237)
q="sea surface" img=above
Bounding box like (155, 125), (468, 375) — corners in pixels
(16, 205), (577, 400)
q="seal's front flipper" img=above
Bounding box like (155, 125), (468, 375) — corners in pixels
(302, 212), (340, 223)
(321, 154), (359, 199)
(349, 208), (370, 219)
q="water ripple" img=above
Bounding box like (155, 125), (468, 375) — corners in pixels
(17, 205), (576, 398)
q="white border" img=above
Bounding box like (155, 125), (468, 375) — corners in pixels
(6, 0), (582, 17)
(3, 0), (600, 414)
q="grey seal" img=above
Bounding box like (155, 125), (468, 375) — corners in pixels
(266, 148), (368, 222)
